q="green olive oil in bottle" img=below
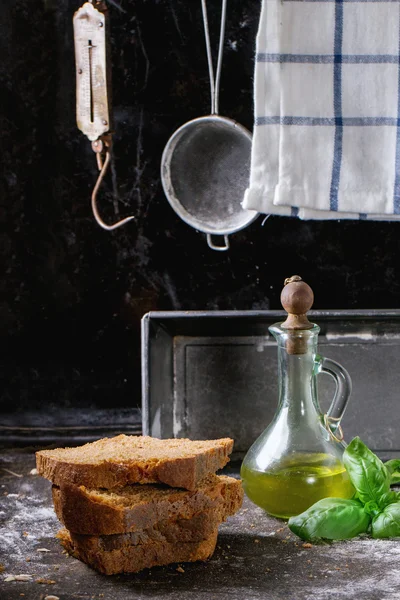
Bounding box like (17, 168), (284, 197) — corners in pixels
(241, 276), (354, 519)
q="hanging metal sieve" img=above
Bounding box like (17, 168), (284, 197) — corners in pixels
(160, 0), (258, 251)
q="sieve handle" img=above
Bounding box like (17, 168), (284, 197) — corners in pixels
(207, 234), (230, 251)
(201, 0), (227, 115)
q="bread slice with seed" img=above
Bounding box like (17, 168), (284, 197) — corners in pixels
(36, 435), (233, 490)
(53, 474), (243, 535)
(58, 527), (218, 575)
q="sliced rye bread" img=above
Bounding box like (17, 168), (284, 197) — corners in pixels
(58, 527), (218, 575)
(36, 435), (233, 490)
(52, 474), (243, 535)
(59, 510), (221, 553)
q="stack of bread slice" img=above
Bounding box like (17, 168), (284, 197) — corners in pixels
(36, 435), (243, 575)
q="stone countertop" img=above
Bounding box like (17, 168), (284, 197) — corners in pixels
(1, 448), (399, 600)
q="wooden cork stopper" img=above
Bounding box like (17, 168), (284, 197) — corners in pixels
(281, 275), (314, 331)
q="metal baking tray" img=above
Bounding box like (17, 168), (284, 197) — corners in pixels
(142, 310), (400, 460)
(0, 408), (141, 448)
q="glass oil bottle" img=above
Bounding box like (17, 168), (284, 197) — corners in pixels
(241, 276), (354, 519)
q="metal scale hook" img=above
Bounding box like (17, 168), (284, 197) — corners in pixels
(73, 0), (134, 231)
(91, 135), (134, 231)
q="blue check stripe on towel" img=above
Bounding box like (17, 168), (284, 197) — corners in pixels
(243, 0), (400, 219)
(286, 0), (400, 3)
(256, 117), (400, 125)
(394, 10), (400, 213)
(330, 0), (344, 212)
(258, 54), (400, 64)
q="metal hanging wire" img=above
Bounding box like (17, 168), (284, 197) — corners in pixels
(91, 137), (135, 231)
(201, 0), (227, 116)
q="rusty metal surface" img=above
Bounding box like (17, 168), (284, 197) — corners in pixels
(1, 448), (399, 600)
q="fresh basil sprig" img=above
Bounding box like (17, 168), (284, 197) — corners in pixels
(288, 437), (400, 542)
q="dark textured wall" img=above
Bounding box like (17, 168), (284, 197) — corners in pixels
(1, 0), (400, 424)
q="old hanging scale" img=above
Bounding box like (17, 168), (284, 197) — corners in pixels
(73, 0), (134, 230)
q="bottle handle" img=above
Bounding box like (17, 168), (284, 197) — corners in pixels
(316, 356), (352, 441)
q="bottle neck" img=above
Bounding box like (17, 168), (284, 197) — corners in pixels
(269, 323), (321, 420)
(277, 346), (319, 417)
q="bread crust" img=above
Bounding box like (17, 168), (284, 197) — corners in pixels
(52, 475), (243, 535)
(58, 528), (218, 575)
(36, 435), (234, 490)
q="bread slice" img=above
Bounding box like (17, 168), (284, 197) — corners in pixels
(52, 474), (243, 535)
(59, 510), (221, 552)
(58, 527), (218, 575)
(36, 435), (233, 490)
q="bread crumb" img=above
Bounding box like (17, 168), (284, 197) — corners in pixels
(22, 532), (29, 537)
(36, 548), (50, 553)
(25, 558), (31, 562)
(249, 524), (256, 528)
(276, 527), (285, 533)
(36, 578), (56, 584)
(44, 596), (60, 600)
(302, 543), (313, 548)
(176, 566), (185, 573)
(254, 539), (260, 543)
(14, 575), (32, 581)
(29, 468), (38, 476)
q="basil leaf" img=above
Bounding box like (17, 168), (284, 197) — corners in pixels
(288, 498), (370, 542)
(372, 502), (400, 539)
(378, 490), (400, 508)
(385, 459), (400, 485)
(343, 437), (391, 508)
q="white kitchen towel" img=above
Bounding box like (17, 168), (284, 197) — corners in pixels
(243, 0), (400, 220)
